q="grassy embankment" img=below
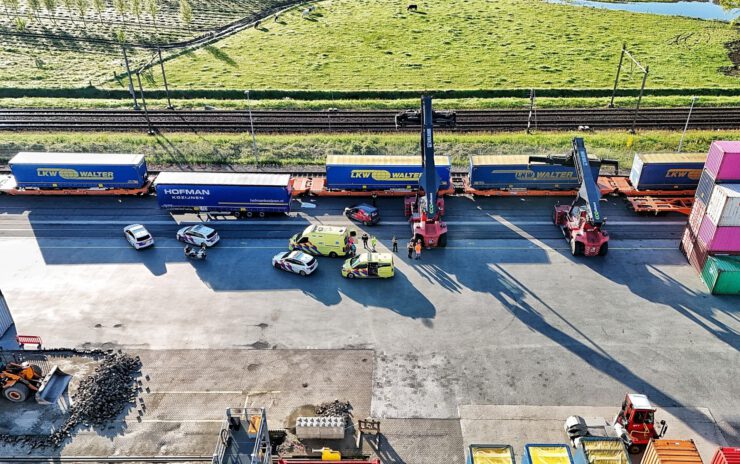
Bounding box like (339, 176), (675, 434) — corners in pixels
(2, 130), (738, 170)
(1, 0), (738, 109)
(3, 95), (740, 110)
(154, 0), (739, 90)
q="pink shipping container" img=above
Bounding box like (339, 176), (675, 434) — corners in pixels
(706, 184), (740, 227)
(706, 141), (740, 181)
(688, 199), (706, 235)
(697, 214), (740, 252)
(711, 448), (740, 464)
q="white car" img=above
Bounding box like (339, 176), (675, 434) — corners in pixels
(123, 224), (154, 249)
(272, 251), (318, 276)
(176, 224), (220, 247)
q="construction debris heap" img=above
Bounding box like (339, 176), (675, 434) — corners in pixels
(0, 351), (142, 448)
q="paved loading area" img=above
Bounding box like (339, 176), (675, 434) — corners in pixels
(0, 195), (737, 461)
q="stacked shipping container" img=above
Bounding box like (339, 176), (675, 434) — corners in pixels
(681, 141), (740, 294)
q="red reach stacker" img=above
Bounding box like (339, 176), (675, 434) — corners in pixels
(530, 138), (618, 257)
(404, 96), (449, 248)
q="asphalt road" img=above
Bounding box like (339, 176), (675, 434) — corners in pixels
(0, 194), (737, 450)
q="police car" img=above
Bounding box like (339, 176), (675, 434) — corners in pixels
(123, 224), (154, 249)
(176, 225), (220, 247)
(272, 251), (318, 276)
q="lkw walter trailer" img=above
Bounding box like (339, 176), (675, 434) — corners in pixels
(153, 172), (292, 217)
(8, 152), (148, 189)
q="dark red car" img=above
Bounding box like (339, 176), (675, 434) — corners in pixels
(344, 204), (380, 225)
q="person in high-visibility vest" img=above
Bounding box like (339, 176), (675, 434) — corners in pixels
(414, 240), (422, 260)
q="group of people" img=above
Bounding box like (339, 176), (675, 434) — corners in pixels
(347, 232), (423, 260)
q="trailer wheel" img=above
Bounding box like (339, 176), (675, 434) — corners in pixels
(570, 240), (584, 256)
(3, 383), (30, 403)
(628, 444), (641, 455)
(246, 211), (254, 218)
(438, 233), (447, 248)
(259, 212), (266, 218)
(598, 242), (609, 256)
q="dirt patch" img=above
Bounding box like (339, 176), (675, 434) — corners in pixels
(722, 39), (740, 76)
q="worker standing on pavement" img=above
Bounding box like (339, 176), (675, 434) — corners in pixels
(370, 236), (377, 252)
(414, 240), (422, 260)
(361, 232), (369, 250)
(407, 240), (414, 259)
(372, 192), (378, 207)
(392, 236), (398, 252)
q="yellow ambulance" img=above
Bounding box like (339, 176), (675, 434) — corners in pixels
(289, 225), (352, 257)
(341, 253), (395, 279)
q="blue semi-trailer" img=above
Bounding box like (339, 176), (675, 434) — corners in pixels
(9, 152), (148, 189)
(628, 153), (705, 190)
(469, 154), (601, 190)
(325, 155), (452, 190)
(153, 172), (293, 216)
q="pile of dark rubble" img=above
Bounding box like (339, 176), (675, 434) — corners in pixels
(315, 400), (353, 421)
(0, 351), (142, 449)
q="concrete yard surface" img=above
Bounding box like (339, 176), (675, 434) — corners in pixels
(0, 195), (737, 460)
(460, 405), (729, 464)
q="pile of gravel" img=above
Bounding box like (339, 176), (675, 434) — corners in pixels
(315, 400), (352, 421)
(0, 351), (142, 448)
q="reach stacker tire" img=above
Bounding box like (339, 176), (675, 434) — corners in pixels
(438, 233), (447, 247)
(598, 243), (609, 256)
(570, 240), (584, 256)
(4, 383), (30, 402)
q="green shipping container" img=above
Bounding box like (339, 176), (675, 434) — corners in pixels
(701, 255), (740, 295)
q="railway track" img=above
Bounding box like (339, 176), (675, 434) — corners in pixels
(1, 107), (739, 133)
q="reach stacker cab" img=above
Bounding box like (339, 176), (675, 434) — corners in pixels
(530, 138), (618, 257)
(613, 394), (667, 454)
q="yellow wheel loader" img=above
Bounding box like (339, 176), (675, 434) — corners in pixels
(0, 361), (72, 405)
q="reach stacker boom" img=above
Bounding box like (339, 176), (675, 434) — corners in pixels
(530, 138), (618, 256)
(405, 96), (449, 247)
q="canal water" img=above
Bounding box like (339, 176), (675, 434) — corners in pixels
(545, 0), (740, 21)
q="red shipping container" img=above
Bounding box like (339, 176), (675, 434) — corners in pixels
(697, 214), (740, 253)
(711, 448), (740, 464)
(706, 141), (740, 182)
(680, 227), (694, 261)
(687, 227), (709, 273)
(688, 198), (706, 235)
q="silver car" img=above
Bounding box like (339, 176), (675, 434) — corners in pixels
(272, 251), (318, 276)
(176, 224), (220, 247)
(124, 224), (154, 249)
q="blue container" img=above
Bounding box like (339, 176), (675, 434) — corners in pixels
(9, 152), (147, 189)
(521, 444), (573, 464)
(628, 153), (705, 190)
(469, 155), (600, 190)
(695, 169), (716, 205)
(326, 155), (451, 190)
(154, 172), (292, 213)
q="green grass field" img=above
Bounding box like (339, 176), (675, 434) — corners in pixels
(153, 0), (740, 91)
(4, 95), (740, 110)
(2, 130), (738, 169)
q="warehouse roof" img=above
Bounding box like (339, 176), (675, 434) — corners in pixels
(154, 172), (291, 187)
(326, 155), (450, 166)
(10, 152), (145, 165)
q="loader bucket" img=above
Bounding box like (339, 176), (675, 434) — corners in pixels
(35, 365), (72, 405)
